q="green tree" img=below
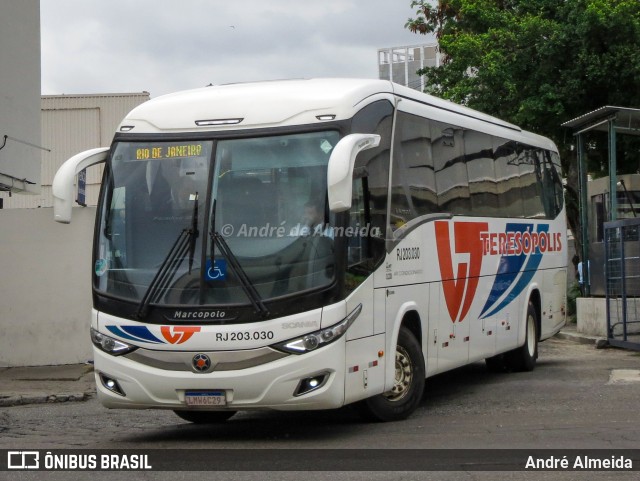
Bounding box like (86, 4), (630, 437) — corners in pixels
(406, 0), (640, 253)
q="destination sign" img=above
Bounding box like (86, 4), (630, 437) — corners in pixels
(135, 143), (204, 160)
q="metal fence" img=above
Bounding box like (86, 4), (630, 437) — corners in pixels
(604, 218), (640, 351)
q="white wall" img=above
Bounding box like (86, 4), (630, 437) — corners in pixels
(0, 207), (96, 366)
(576, 298), (608, 337)
(578, 297), (640, 339)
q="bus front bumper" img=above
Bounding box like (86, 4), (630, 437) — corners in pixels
(92, 338), (347, 411)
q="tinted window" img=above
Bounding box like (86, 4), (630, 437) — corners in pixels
(492, 139), (521, 217)
(519, 146), (542, 218)
(545, 151), (564, 217)
(391, 111), (562, 222)
(348, 100), (393, 272)
(465, 130), (497, 216)
(391, 112), (436, 228)
(433, 121), (469, 215)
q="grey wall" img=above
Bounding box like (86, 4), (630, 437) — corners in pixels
(0, 207), (96, 366)
(0, 0), (41, 194)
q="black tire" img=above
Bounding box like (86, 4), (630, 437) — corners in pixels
(504, 301), (538, 372)
(358, 327), (425, 422)
(174, 410), (236, 424)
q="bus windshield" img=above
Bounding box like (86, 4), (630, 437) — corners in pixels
(95, 131), (340, 313)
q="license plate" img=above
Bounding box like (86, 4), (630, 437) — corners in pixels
(185, 391), (226, 406)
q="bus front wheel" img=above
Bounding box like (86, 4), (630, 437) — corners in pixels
(358, 326), (425, 422)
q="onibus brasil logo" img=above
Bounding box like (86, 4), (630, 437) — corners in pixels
(435, 221), (562, 323)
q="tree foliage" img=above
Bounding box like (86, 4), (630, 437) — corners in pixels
(406, 0), (640, 250)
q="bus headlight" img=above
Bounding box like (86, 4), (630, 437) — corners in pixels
(273, 304), (362, 354)
(90, 328), (137, 356)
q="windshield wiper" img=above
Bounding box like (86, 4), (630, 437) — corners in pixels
(211, 232), (270, 318)
(187, 193), (199, 272)
(135, 193), (199, 319)
(209, 200), (269, 318)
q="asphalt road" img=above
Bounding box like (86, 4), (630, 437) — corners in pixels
(1, 336), (639, 480)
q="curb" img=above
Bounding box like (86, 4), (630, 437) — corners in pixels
(0, 364), (96, 408)
(555, 330), (608, 348)
(0, 391), (92, 408)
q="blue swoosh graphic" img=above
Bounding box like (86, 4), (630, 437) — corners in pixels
(481, 224), (548, 318)
(106, 325), (164, 344)
(479, 223), (531, 318)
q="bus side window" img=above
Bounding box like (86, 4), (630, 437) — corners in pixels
(432, 122), (469, 215)
(345, 175), (384, 292)
(465, 130), (497, 216)
(348, 176), (368, 267)
(391, 111), (435, 227)
(542, 151), (564, 219)
(350, 99), (393, 239)
(519, 147), (541, 218)
(494, 139), (524, 217)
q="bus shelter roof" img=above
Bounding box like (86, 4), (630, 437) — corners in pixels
(562, 106), (640, 136)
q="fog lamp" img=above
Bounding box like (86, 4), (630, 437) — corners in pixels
(99, 373), (126, 396)
(294, 373), (329, 397)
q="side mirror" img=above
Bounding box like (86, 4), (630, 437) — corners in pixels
(327, 134), (380, 212)
(52, 147), (109, 223)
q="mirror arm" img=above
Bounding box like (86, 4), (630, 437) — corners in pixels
(52, 147), (109, 223)
(327, 134), (380, 212)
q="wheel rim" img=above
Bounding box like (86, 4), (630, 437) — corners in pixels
(526, 313), (536, 356)
(384, 345), (413, 402)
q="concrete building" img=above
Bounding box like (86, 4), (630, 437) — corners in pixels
(378, 43), (441, 91)
(0, 93), (150, 366)
(0, 0), (41, 202)
(1, 93), (150, 209)
(0, 2), (150, 366)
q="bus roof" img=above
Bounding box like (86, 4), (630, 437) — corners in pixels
(118, 78), (556, 151)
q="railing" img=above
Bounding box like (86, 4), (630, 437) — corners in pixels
(604, 218), (640, 351)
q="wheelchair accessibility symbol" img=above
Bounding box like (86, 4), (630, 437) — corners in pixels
(205, 258), (227, 281)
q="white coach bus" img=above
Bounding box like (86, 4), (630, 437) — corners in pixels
(53, 79), (567, 422)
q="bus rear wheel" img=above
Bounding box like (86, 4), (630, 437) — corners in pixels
(504, 301), (538, 372)
(358, 326), (425, 422)
(174, 410), (236, 424)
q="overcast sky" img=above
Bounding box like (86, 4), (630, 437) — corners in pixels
(41, 0), (433, 98)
